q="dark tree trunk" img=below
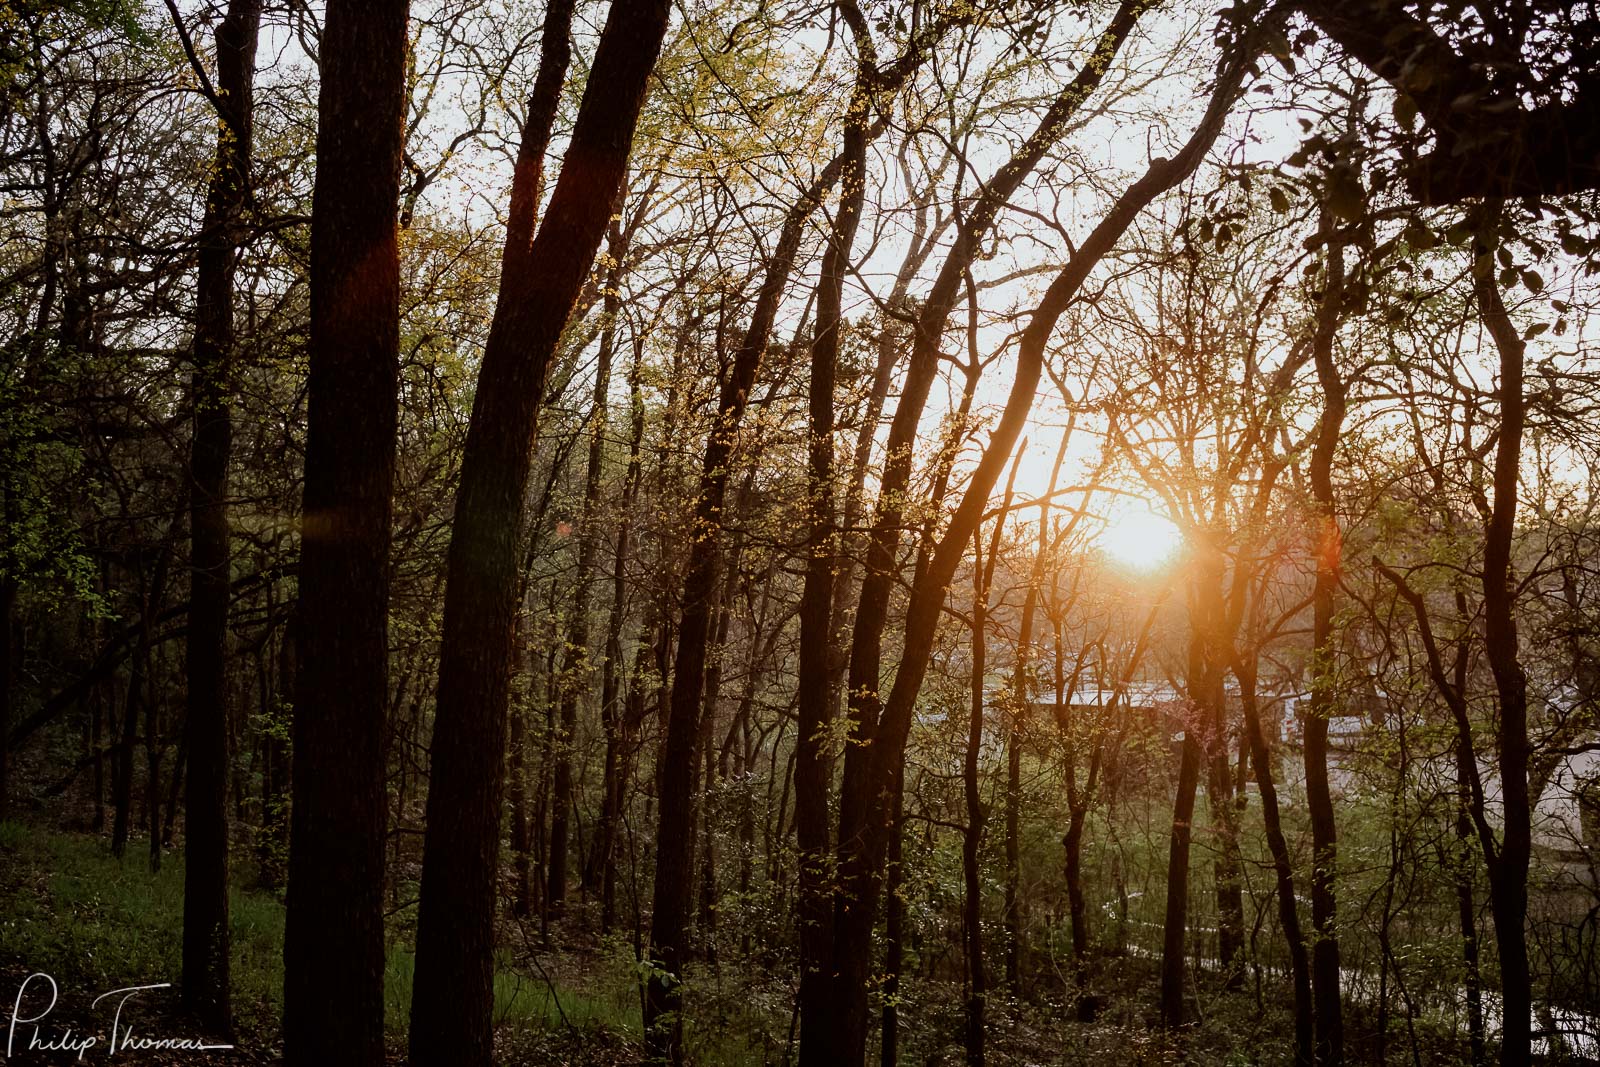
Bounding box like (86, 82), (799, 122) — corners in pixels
(182, 0), (261, 1031)
(1235, 654), (1313, 1065)
(410, 5), (669, 1065)
(163, 725), (185, 849)
(1159, 727), (1202, 1029)
(145, 663), (161, 872)
(1472, 212), (1532, 1067)
(646, 137), (853, 1067)
(91, 679), (106, 830)
(282, 3), (409, 1063)
(111, 660), (137, 859)
(258, 614), (293, 891)
(795, 57), (874, 1065)
(963, 532), (992, 1067)
(880, 763), (905, 1067)
(0, 565), (10, 825)
(1454, 784), (1487, 1067)
(113, 520), (179, 861)
(1306, 215), (1347, 1065)
(1205, 689), (1245, 989)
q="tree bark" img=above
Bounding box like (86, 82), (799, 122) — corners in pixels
(795, 45), (876, 1062)
(1235, 651), (1312, 1065)
(646, 140), (854, 1067)
(409, 5), (669, 1065)
(282, 3), (409, 1063)
(1305, 212), (1347, 1065)
(182, 0), (261, 1031)
(1159, 725), (1202, 1028)
(1472, 209), (1532, 1067)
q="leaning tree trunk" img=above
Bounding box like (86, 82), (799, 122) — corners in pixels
(1235, 651), (1313, 1065)
(409, 5), (670, 1066)
(821, 14), (1153, 1058)
(182, 0), (261, 1032)
(282, 4), (409, 1064)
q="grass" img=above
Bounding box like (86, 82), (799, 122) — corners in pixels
(383, 945), (642, 1036)
(0, 821), (287, 1031)
(0, 821), (638, 1048)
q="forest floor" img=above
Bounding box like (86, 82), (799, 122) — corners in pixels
(0, 819), (1522, 1066)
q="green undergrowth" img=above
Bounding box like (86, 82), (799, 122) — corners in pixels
(0, 822), (640, 1054)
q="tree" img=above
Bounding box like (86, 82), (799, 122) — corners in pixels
(178, 0), (262, 1033)
(282, 3), (410, 1063)
(409, 3), (672, 1064)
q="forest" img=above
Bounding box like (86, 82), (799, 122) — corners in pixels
(0, 0), (1598, 1064)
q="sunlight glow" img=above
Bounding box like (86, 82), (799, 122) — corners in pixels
(1100, 506), (1182, 570)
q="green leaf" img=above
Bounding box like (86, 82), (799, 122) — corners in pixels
(1393, 93), (1418, 130)
(1404, 220), (1436, 250)
(1326, 167), (1365, 222)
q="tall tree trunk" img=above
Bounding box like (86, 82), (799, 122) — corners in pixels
(1305, 212), (1347, 1064)
(646, 138), (854, 1067)
(1472, 209), (1532, 1067)
(795, 47), (875, 1063)
(411, 5), (669, 1064)
(880, 762), (906, 1067)
(1235, 651), (1312, 1066)
(283, 3), (409, 1063)
(182, 0), (261, 1030)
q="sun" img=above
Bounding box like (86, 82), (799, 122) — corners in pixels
(1100, 504), (1183, 570)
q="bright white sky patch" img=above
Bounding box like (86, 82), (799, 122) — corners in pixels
(1099, 503), (1182, 570)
